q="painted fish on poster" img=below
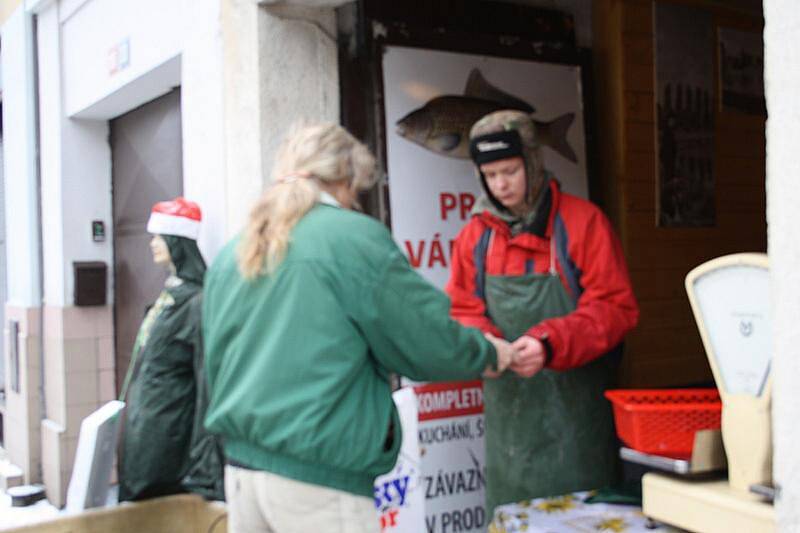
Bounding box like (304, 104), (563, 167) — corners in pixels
(395, 68), (578, 162)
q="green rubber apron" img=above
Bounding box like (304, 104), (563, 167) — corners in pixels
(482, 234), (618, 514)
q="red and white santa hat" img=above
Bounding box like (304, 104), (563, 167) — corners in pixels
(146, 197), (202, 240)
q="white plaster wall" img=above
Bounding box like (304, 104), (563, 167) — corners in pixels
(60, 0), (187, 117)
(37, 2), (113, 308)
(181, 0), (228, 260)
(58, 120), (112, 305)
(258, 4), (339, 184)
(72, 56), (181, 121)
(215, 1), (340, 247)
(59, 0), (91, 21)
(0, 137), (6, 386)
(220, 0), (264, 247)
(37, 4), (65, 307)
(0, 6), (41, 307)
(764, 1), (800, 530)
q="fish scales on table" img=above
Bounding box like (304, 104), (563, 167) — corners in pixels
(396, 68), (578, 163)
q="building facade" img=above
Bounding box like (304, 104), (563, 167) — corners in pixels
(1, 0), (798, 530)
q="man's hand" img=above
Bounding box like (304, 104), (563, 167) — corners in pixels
(510, 335), (547, 378)
(483, 333), (516, 378)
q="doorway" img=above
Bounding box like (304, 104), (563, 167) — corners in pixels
(110, 89), (183, 392)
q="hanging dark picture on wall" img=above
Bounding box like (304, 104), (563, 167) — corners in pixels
(718, 28), (765, 114)
(655, 3), (715, 227)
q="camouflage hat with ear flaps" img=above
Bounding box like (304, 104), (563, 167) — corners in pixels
(469, 110), (546, 213)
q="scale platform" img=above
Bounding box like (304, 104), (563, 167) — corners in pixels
(620, 447), (719, 476)
(622, 444), (776, 532)
(620, 428), (727, 475)
(642, 473), (775, 533)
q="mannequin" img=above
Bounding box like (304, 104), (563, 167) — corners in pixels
(118, 197), (223, 502)
(149, 234), (173, 269)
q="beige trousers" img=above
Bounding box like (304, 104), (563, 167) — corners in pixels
(224, 465), (380, 533)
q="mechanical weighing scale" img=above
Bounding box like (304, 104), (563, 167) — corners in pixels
(626, 253), (776, 532)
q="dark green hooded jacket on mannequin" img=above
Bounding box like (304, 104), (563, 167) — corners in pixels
(118, 236), (224, 502)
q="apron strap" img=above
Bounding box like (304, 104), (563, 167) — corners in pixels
(473, 228), (493, 301)
(478, 228), (560, 278)
(552, 215), (583, 304)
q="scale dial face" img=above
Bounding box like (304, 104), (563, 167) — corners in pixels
(692, 264), (771, 397)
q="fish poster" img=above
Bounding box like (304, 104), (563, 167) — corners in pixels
(383, 46), (589, 288)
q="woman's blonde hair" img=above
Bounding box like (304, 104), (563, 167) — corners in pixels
(237, 122), (377, 279)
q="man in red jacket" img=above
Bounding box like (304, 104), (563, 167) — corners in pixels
(446, 110), (639, 515)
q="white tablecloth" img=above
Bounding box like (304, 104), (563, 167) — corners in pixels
(489, 491), (681, 532)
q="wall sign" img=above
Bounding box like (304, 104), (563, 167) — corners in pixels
(107, 38), (130, 76)
(718, 27), (765, 115)
(655, 3), (716, 228)
(416, 381), (487, 533)
(374, 382), (488, 533)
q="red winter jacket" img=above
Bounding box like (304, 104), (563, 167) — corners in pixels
(445, 180), (639, 371)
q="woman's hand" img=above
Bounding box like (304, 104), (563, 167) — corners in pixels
(510, 335), (547, 378)
(483, 333), (516, 378)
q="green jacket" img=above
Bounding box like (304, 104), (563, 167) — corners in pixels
(203, 203), (496, 497)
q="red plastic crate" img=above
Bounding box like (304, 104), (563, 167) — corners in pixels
(605, 388), (722, 459)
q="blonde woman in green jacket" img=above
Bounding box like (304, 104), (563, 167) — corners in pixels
(203, 123), (514, 533)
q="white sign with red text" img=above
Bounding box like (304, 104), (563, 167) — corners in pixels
(375, 382), (487, 533)
(415, 381), (487, 533)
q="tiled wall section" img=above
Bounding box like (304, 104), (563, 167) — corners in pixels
(3, 305), (43, 485)
(41, 305), (115, 507)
